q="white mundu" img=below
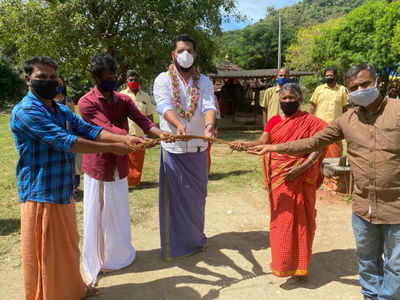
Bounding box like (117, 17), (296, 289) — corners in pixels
(82, 173), (135, 284)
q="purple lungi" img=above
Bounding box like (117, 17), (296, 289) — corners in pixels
(159, 148), (208, 259)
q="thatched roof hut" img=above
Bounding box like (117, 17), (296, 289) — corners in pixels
(210, 58), (313, 91)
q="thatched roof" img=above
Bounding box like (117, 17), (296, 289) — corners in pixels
(209, 69), (313, 79)
(216, 57), (243, 72)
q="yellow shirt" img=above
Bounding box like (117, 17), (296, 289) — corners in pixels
(259, 85), (283, 121)
(120, 88), (155, 136)
(311, 83), (348, 123)
(258, 89), (266, 106)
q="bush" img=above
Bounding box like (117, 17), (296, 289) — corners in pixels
(0, 55), (26, 106)
(301, 75), (323, 102)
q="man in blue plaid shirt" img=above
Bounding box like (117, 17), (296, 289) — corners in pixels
(10, 56), (145, 300)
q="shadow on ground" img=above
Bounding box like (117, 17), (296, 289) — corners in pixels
(95, 232), (358, 298)
(280, 248), (359, 290)
(208, 170), (252, 181)
(0, 218), (20, 236)
(97, 276), (222, 300)
(96, 231), (269, 299)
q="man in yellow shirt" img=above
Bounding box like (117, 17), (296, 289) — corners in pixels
(121, 70), (155, 186)
(310, 67), (348, 157)
(259, 68), (290, 128)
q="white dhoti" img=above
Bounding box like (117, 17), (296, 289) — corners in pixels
(82, 173), (136, 284)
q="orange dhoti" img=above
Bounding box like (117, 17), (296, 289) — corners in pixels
(21, 200), (87, 300)
(127, 149), (146, 187)
(264, 112), (326, 277)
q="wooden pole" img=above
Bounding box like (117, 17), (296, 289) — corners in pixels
(278, 12), (282, 69)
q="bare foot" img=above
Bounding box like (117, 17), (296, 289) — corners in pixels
(280, 276), (308, 290)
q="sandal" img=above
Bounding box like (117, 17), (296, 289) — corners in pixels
(84, 286), (99, 298)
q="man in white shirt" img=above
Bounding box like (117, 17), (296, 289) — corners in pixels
(153, 34), (217, 261)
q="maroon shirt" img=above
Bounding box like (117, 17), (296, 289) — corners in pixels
(78, 86), (154, 181)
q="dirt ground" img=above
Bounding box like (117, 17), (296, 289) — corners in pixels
(0, 187), (361, 300)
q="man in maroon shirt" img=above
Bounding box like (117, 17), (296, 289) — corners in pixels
(78, 53), (169, 286)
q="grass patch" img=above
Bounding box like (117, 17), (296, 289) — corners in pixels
(0, 114), (21, 265)
(208, 130), (264, 193)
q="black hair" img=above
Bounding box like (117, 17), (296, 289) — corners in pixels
(345, 63), (377, 82)
(279, 83), (304, 103)
(324, 66), (337, 76)
(89, 53), (118, 78)
(276, 68), (290, 76)
(172, 34), (196, 51)
(24, 56), (58, 75)
(126, 69), (139, 78)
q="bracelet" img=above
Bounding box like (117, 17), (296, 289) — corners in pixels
(204, 123), (215, 129)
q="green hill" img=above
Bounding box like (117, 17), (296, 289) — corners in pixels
(216, 0), (367, 69)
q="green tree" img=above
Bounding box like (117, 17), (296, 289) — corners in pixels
(217, 0), (365, 69)
(0, 0), (238, 100)
(392, 23), (400, 72)
(285, 17), (343, 72)
(285, 17), (344, 99)
(312, 0), (400, 83)
(0, 54), (25, 105)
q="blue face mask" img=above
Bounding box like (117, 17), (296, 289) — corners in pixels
(57, 86), (66, 95)
(99, 80), (118, 92)
(277, 78), (289, 86)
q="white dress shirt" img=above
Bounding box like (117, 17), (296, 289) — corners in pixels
(153, 70), (216, 154)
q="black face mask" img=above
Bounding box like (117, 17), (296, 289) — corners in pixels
(325, 77), (336, 84)
(280, 101), (299, 116)
(99, 80), (118, 92)
(31, 79), (59, 100)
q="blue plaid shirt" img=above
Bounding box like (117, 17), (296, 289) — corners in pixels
(10, 91), (102, 204)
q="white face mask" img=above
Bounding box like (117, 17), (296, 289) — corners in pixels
(348, 83), (380, 107)
(176, 50), (194, 69)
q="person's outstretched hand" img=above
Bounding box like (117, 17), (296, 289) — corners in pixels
(247, 144), (275, 155)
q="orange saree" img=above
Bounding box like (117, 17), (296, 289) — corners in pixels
(264, 111), (326, 277)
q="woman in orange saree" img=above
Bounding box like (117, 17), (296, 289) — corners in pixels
(232, 83), (327, 281)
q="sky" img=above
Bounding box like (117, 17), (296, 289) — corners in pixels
(222, 0), (302, 31)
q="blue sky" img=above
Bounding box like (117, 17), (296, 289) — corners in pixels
(222, 0), (302, 31)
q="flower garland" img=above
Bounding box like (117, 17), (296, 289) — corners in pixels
(168, 64), (200, 121)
